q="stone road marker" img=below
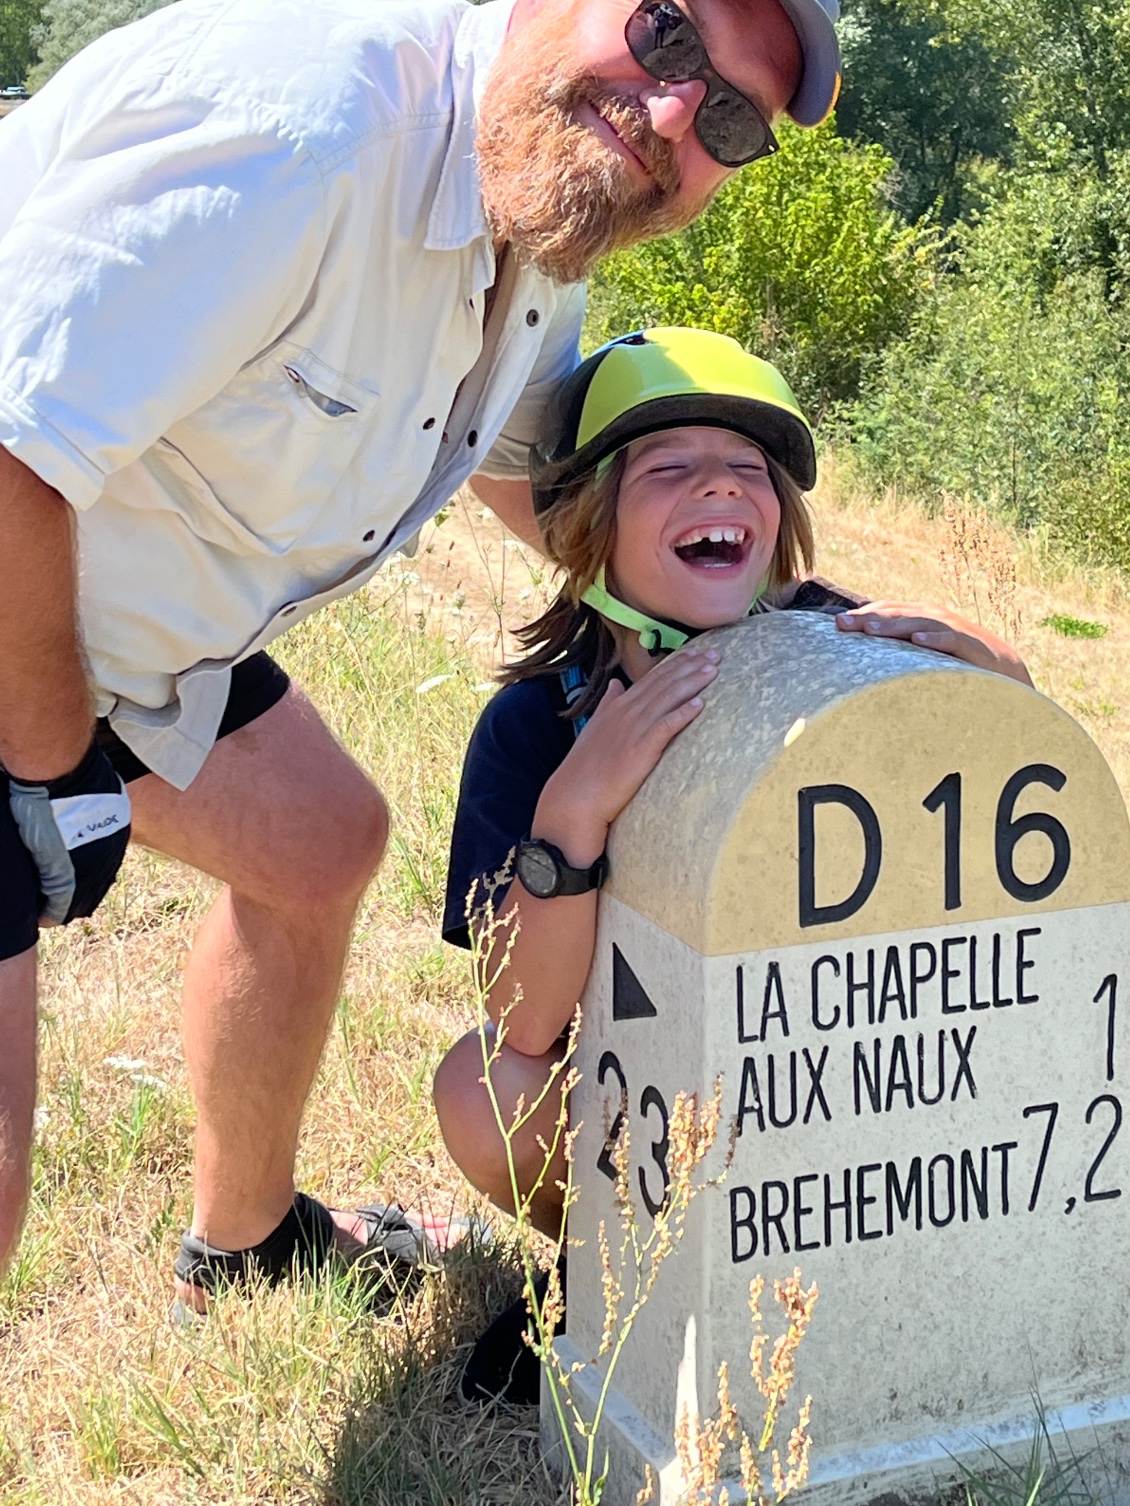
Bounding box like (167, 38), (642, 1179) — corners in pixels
(546, 611), (1130, 1505)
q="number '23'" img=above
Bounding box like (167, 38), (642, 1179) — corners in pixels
(596, 1050), (670, 1218)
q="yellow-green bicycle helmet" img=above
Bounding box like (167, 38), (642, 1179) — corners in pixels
(530, 326), (816, 515)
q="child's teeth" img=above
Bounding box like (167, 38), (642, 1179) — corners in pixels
(674, 525), (747, 548)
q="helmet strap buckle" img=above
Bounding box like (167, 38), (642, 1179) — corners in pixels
(581, 568), (691, 653)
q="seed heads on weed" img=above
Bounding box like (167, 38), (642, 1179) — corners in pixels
(465, 879), (787, 1505)
(672, 1272), (817, 1506)
(939, 494), (1023, 641)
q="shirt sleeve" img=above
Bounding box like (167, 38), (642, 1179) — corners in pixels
(442, 676), (574, 949)
(476, 280), (585, 481)
(0, 86), (327, 509)
(784, 577), (872, 613)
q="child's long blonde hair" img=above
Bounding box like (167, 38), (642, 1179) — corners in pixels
(501, 444), (815, 720)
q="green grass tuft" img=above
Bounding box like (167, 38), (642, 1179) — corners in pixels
(1039, 614), (1109, 639)
(959, 1402), (1106, 1506)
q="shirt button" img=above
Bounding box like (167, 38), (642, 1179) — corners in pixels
(363, 529), (375, 543)
(423, 416), (436, 430)
(468, 430), (478, 447)
(526, 309), (539, 326)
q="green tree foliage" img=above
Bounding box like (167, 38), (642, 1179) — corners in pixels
(837, 0), (1013, 223)
(918, 0), (1130, 177)
(28, 0), (170, 89)
(846, 0), (1130, 566)
(850, 168), (1130, 565)
(586, 121), (931, 418)
(0, 0), (42, 86)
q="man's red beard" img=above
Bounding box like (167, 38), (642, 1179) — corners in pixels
(477, 25), (717, 284)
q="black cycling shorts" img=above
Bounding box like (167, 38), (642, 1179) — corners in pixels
(0, 652), (290, 962)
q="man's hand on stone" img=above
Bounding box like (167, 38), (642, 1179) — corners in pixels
(835, 601), (1033, 687)
(7, 741), (131, 925)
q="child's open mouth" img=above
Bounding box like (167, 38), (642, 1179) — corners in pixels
(672, 525), (749, 570)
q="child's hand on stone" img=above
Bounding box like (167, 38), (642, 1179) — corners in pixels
(835, 602), (1032, 686)
(532, 648), (721, 865)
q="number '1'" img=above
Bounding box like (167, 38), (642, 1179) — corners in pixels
(1095, 974), (1118, 1084)
(923, 772), (962, 911)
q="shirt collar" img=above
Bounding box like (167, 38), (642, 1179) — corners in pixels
(424, 0), (517, 261)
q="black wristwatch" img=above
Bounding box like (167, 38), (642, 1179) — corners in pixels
(516, 837), (609, 899)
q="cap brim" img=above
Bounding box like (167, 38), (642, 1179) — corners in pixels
(778, 0), (842, 126)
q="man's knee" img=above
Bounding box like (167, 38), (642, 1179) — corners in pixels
(130, 687), (390, 913)
(316, 776), (389, 903)
(260, 772), (389, 915)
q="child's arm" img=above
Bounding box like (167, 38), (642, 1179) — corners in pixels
(479, 647), (720, 1057)
(834, 602), (1032, 686)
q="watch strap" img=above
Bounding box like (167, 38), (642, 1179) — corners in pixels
(555, 849), (610, 896)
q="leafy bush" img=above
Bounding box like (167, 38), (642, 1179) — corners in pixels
(586, 119), (932, 419)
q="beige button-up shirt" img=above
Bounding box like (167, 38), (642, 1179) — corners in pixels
(0, 0), (584, 787)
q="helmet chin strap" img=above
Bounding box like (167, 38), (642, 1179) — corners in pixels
(580, 567), (768, 658)
(581, 568), (689, 654)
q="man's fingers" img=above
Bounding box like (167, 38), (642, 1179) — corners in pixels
(912, 629), (990, 666)
(846, 615), (993, 666)
(839, 600), (934, 618)
(848, 614), (988, 661)
(838, 611), (941, 638)
(910, 629), (957, 649)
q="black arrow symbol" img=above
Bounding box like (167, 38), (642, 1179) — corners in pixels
(612, 944), (659, 1021)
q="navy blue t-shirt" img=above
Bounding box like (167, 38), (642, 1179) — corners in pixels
(440, 578), (866, 949)
(442, 671), (578, 948)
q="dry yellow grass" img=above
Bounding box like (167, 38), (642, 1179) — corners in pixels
(811, 460), (1130, 798)
(2, 467), (1126, 1504)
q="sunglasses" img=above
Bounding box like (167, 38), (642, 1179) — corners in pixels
(625, 0), (779, 169)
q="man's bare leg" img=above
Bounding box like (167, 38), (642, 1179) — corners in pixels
(0, 947), (37, 1275)
(128, 685), (388, 1308)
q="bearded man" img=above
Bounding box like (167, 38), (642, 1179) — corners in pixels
(0, 0), (840, 1309)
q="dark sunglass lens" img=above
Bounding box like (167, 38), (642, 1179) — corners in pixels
(626, 1), (778, 169)
(626, 4), (705, 80)
(698, 84), (778, 167)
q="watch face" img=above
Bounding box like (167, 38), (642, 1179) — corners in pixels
(518, 842), (559, 898)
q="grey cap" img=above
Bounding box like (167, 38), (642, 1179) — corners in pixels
(779, 0), (842, 127)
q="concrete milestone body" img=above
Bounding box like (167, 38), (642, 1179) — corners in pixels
(554, 611), (1130, 1506)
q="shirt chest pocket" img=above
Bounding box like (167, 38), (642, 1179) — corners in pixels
(158, 342), (379, 555)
